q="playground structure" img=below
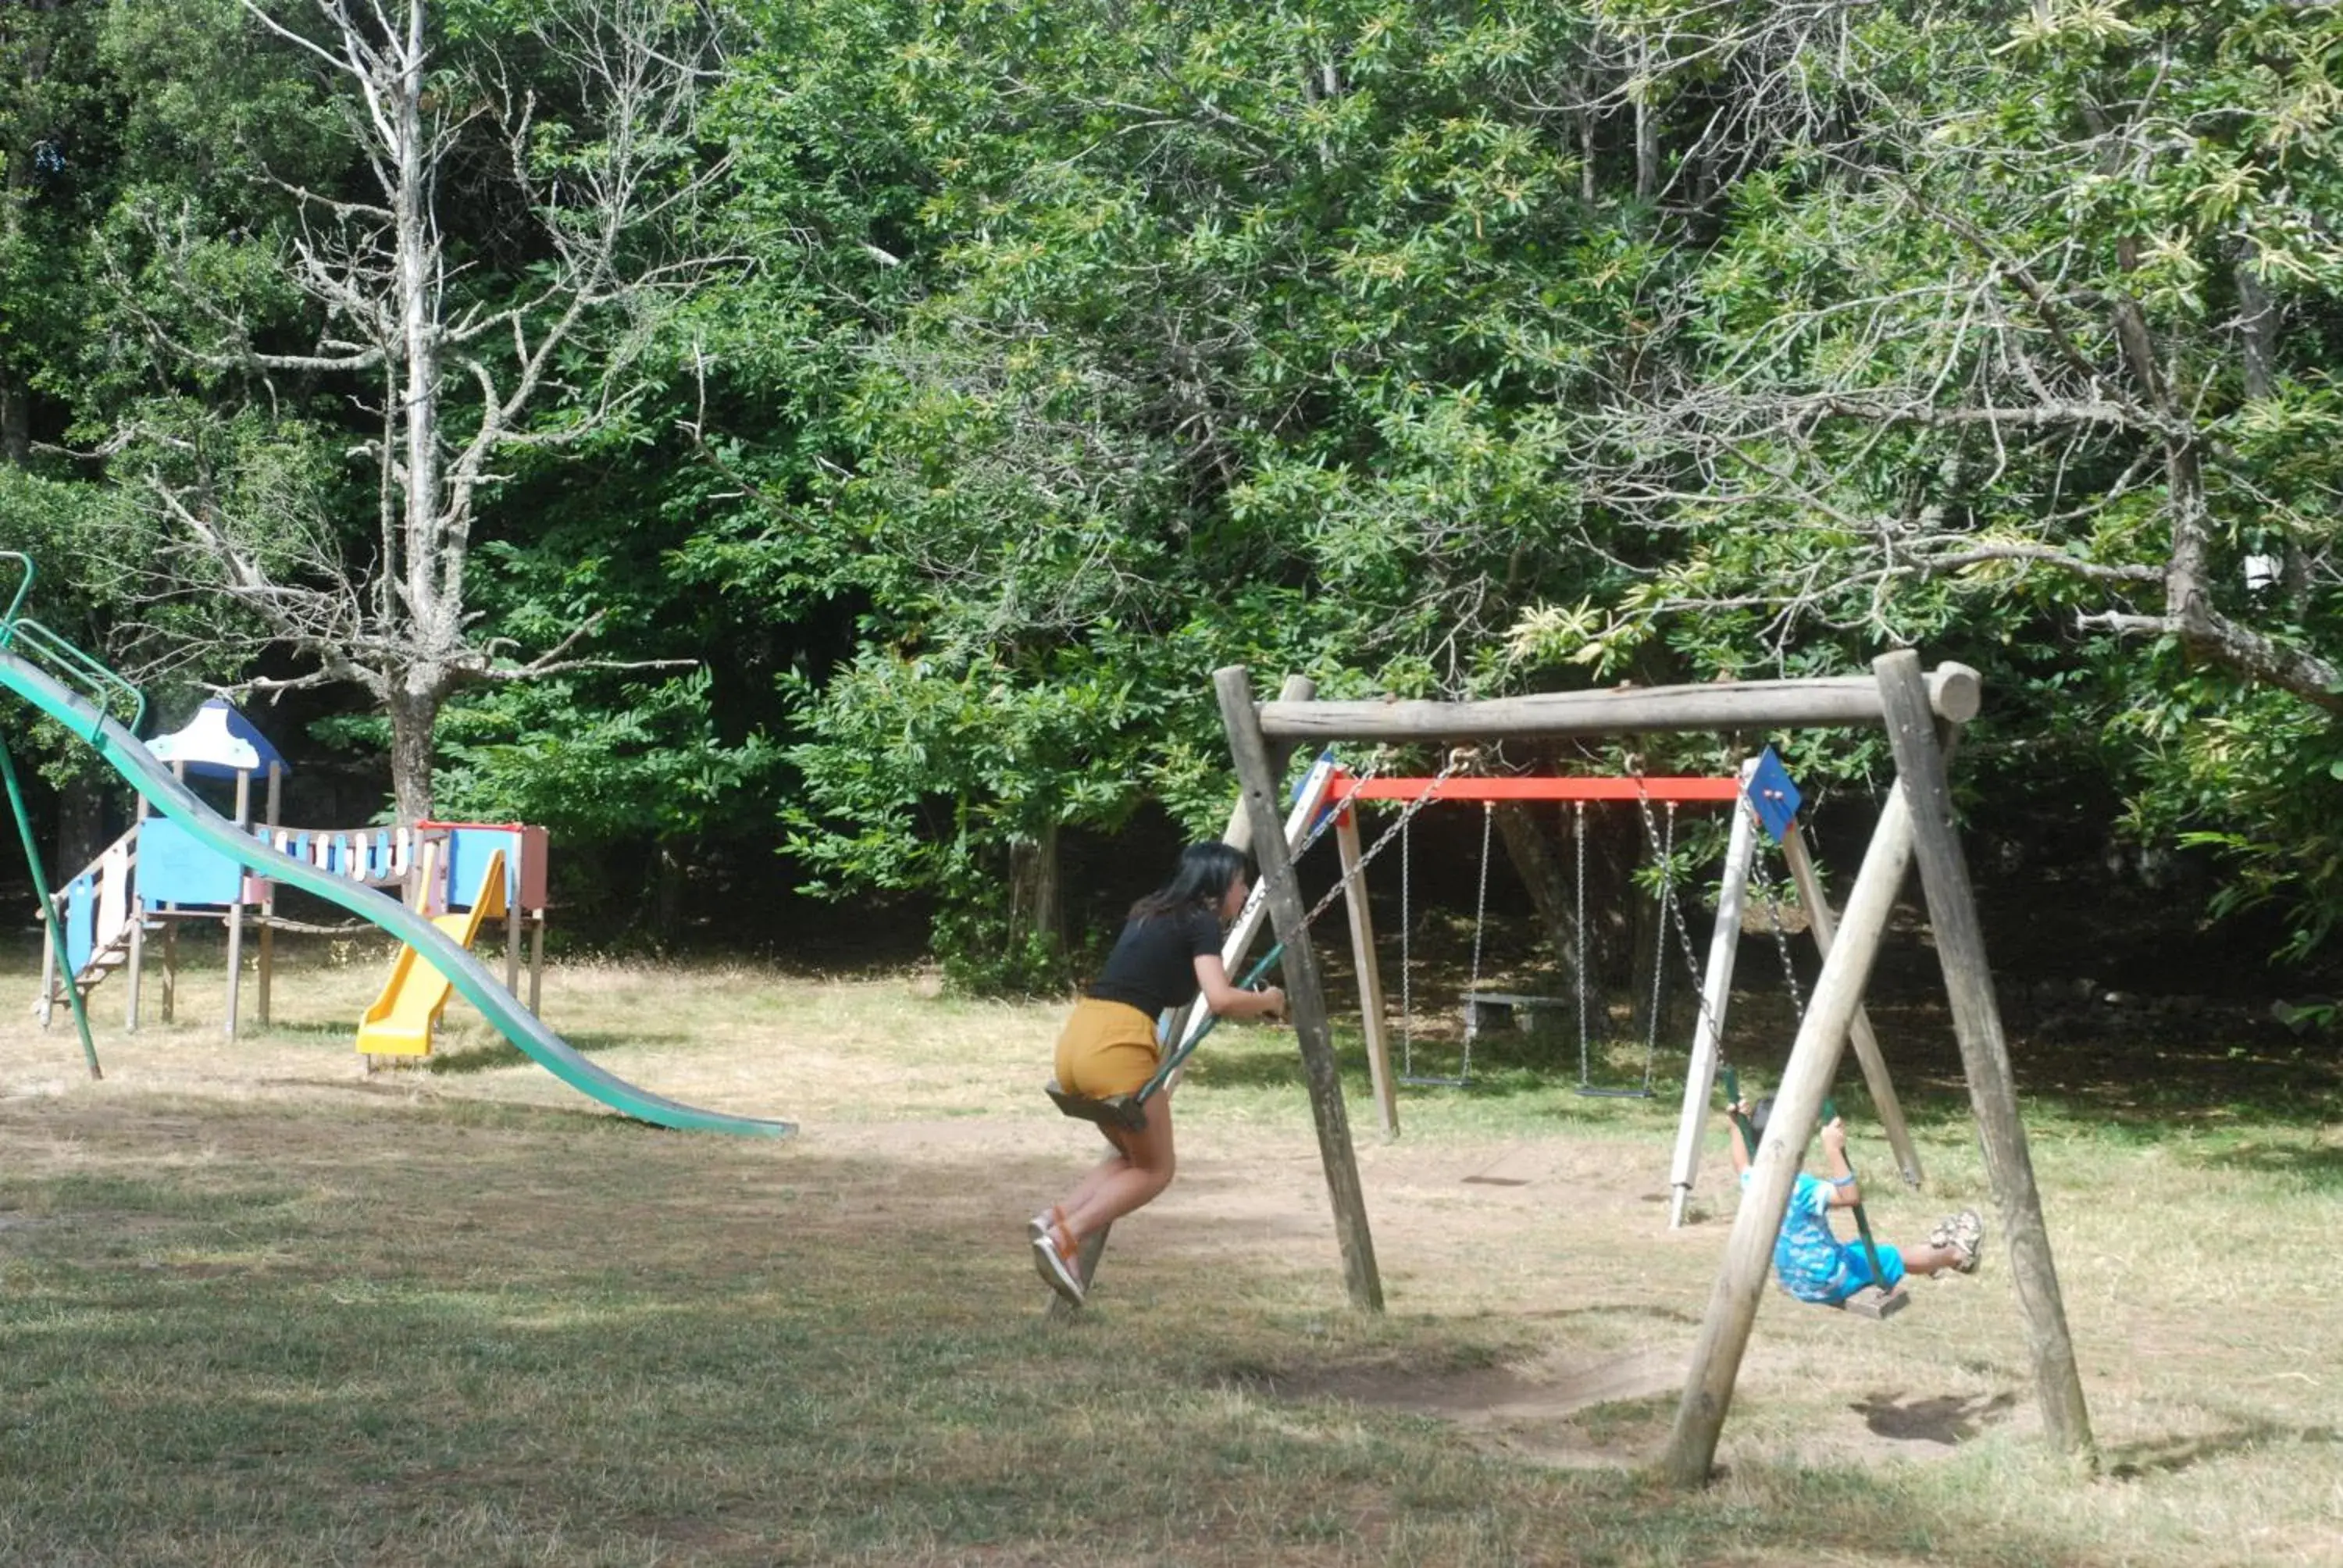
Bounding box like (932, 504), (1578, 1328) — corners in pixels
(1186, 757), (1928, 1203)
(1047, 726), (1932, 1312)
(0, 551), (787, 1137)
(1207, 658), (2093, 1484)
(34, 698), (551, 1056)
(1318, 769), (1748, 1135)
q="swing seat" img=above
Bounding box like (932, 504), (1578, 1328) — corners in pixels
(1461, 992), (1567, 1035)
(1835, 1285), (1910, 1321)
(1044, 1080), (1147, 1134)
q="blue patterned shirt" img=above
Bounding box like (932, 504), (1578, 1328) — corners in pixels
(1741, 1168), (1856, 1303)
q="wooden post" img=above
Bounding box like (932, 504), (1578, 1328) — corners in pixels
(1336, 807), (1399, 1135)
(1667, 768), (1760, 1228)
(222, 767), (250, 1038)
(1874, 652), (2095, 1470)
(257, 762), (281, 1027)
(528, 911), (545, 1014)
(1778, 824), (1922, 1187)
(162, 761), (182, 1024)
(37, 888), (58, 1028)
(1662, 779), (1919, 1486)
(1216, 665), (1382, 1311)
(126, 793), (148, 1031)
(505, 875), (522, 996)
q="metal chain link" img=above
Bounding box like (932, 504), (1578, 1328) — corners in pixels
(1399, 809), (1414, 1071)
(1574, 801), (1590, 1088)
(1755, 832), (1809, 1024)
(1296, 752), (1461, 934)
(1634, 783), (1731, 1060)
(1637, 802), (1677, 1095)
(1455, 802), (1494, 1080)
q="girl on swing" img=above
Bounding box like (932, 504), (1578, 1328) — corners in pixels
(1030, 842), (1286, 1305)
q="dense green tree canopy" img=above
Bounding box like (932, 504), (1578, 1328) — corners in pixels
(4, 0), (2341, 983)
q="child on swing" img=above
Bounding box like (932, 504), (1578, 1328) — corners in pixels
(1728, 1091), (1983, 1306)
(1029, 842), (1287, 1306)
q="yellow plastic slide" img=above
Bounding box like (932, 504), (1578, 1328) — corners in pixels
(356, 850), (508, 1057)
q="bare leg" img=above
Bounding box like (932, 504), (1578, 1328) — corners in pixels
(1059, 1093), (1176, 1242)
(1052, 1152), (1125, 1223)
(1899, 1242), (1966, 1278)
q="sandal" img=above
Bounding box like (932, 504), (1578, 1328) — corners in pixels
(1032, 1221), (1086, 1306)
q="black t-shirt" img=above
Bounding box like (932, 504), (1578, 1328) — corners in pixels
(1086, 904), (1223, 1017)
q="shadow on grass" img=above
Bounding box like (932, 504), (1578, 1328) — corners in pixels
(423, 1039), (535, 1075)
(2106, 1420), (2343, 1480)
(1849, 1389), (2018, 1445)
(2199, 1139), (2343, 1192)
(415, 1028), (690, 1077)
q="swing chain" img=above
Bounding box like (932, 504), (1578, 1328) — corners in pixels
(1754, 836), (1809, 1024)
(1632, 780), (1730, 1057)
(1456, 803), (1494, 1077)
(1400, 807), (1414, 1070)
(1573, 801), (1589, 1089)
(1637, 802), (1676, 1094)
(1296, 750), (1459, 935)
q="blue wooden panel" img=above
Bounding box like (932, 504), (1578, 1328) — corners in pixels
(139, 816), (244, 905)
(66, 875), (95, 971)
(443, 827), (522, 909)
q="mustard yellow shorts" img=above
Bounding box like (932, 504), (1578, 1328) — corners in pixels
(1054, 998), (1162, 1099)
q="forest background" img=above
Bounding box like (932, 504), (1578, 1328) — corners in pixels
(3, 0), (2341, 1009)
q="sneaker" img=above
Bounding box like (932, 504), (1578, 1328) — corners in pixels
(1032, 1224), (1086, 1306)
(1932, 1209), (1984, 1273)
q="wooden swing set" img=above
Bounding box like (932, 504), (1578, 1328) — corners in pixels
(1208, 652), (2095, 1484)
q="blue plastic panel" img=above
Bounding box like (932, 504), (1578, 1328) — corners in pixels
(1745, 747), (1803, 844)
(139, 816), (245, 906)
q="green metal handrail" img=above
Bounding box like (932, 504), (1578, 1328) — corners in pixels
(0, 552), (120, 1078)
(0, 549), (32, 629)
(0, 553), (147, 739)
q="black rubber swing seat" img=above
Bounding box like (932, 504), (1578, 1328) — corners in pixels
(1045, 1080), (1148, 1133)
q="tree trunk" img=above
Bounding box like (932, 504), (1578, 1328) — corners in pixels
(650, 840), (687, 948)
(0, 370), (27, 469)
(386, 685), (439, 826)
(53, 775), (104, 884)
(1007, 821), (1062, 961)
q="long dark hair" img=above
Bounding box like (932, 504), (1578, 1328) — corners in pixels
(1129, 842), (1248, 922)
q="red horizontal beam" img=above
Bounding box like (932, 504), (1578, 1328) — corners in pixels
(1327, 773), (1743, 804)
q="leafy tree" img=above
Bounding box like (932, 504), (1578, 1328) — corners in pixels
(98, 0), (738, 822)
(1508, 0), (2343, 953)
(709, 0), (1708, 984)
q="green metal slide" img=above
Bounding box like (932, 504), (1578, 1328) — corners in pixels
(0, 647), (793, 1139)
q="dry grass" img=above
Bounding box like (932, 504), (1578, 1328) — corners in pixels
(2, 934), (2340, 1565)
